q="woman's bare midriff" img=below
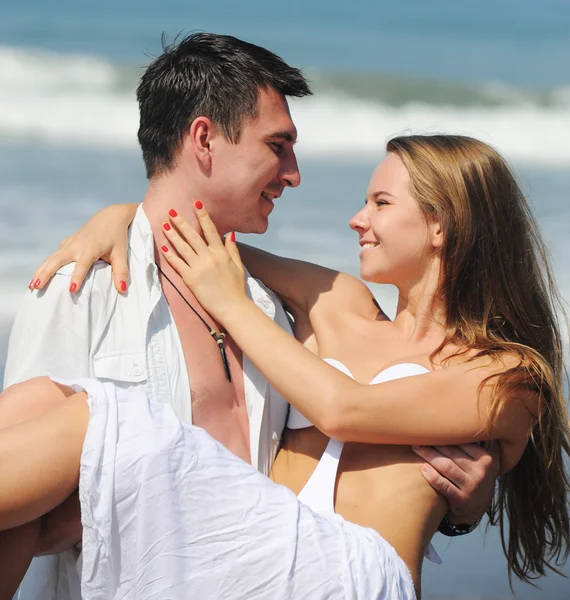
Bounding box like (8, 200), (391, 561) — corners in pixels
(270, 426), (447, 596)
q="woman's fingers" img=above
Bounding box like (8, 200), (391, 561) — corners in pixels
(165, 208), (207, 256)
(109, 247), (130, 294)
(29, 242), (130, 295)
(161, 221), (201, 269)
(225, 232), (244, 271)
(192, 202), (224, 249)
(160, 244), (195, 286)
(30, 246), (78, 291)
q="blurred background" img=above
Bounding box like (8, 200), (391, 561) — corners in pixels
(0, 0), (569, 597)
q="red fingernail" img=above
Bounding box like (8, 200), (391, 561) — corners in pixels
(34, 279), (41, 288)
(28, 279), (34, 290)
(169, 209), (178, 218)
(230, 232), (236, 242)
(120, 280), (127, 292)
(163, 222), (171, 231)
(69, 282), (77, 293)
(161, 245), (169, 253)
(194, 200), (203, 210)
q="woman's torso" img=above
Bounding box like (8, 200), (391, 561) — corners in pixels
(270, 311), (448, 593)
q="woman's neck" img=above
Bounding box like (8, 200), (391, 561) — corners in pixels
(393, 259), (447, 346)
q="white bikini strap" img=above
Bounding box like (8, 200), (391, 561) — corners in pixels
(297, 437), (344, 515)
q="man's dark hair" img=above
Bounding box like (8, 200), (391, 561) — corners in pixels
(137, 32), (312, 178)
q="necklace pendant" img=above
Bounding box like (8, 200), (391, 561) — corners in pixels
(217, 340), (232, 383)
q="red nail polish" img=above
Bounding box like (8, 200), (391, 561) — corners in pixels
(163, 222), (171, 231)
(230, 232), (236, 242)
(34, 279), (40, 288)
(120, 280), (127, 292)
(28, 279), (34, 290)
(69, 282), (77, 293)
(169, 209), (178, 218)
(194, 200), (203, 210)
(161, 245), (169, 253)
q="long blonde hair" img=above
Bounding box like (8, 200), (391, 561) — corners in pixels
(386, 134), (570, 584)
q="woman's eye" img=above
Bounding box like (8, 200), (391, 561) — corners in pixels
(375, 200), (388, 207)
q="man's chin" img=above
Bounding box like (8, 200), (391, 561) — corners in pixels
(240, 217), (269, 235)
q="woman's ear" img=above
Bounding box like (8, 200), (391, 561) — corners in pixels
(430, 219), (444, 249)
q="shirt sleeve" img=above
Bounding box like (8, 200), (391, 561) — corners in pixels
(3, 265), (100, 387)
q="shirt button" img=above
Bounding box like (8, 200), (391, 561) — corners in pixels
(133, 365), (141, 376)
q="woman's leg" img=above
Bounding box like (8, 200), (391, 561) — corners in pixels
(0, 521), (40, 600)
(0, 377), (87, 599)
(0, 376), (77, 429)
(0, 377), (88, 530)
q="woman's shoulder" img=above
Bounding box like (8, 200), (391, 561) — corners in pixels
(438, 347), (541, 418)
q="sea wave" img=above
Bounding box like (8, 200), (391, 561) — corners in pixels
(1, 45), (570, 166)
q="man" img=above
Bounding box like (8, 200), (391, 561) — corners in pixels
(5, 33), (497, 600)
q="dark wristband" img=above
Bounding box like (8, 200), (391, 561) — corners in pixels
(438, 514), (481, 537)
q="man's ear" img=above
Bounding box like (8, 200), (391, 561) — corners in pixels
(185, 116), (215, 170)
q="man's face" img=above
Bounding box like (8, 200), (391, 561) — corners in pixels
(206, 88), (301, 235)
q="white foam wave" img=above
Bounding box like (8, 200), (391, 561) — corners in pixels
(291, 96), (570, 167)
(0, 46), (137, 145)
(1, 46), (570, 166)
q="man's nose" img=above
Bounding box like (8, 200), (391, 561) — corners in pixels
(280, 152), (301, 188)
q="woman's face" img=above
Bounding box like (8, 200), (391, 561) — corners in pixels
(349, 152), (442, 287)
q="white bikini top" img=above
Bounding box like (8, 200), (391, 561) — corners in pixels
(288, 358), (442, 565)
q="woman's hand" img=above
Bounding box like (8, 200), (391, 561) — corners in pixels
(30, 203), (137, 294)
(161, 203), (248, 322)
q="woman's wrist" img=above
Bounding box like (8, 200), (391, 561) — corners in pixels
(218, 296), (256, 329)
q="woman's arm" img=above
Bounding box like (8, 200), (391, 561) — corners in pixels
(161, 205), (536, 473)
(237, 243), (378, 321)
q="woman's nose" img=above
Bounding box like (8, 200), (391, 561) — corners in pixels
(349, 207), (369, 233)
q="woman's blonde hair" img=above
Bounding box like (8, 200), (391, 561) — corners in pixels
(386, 134), (570, 584)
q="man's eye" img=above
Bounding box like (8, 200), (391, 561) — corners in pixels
(270, 143), (284, 155)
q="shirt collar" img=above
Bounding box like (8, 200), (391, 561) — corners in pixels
(128, 204), (161, 296)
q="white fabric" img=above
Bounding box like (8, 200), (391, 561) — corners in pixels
(4, 205), (292, 600)
(72, 377), (417, 600)
(293, 359), (443, 565)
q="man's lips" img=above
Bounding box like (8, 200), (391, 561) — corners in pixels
(261, 189), (282, 203)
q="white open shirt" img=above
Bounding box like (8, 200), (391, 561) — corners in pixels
(5, 205), (292, 600)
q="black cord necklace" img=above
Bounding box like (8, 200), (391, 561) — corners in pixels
(156, 264), (232, 383)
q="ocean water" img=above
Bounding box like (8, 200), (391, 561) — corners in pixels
(0, 0), (569, 598)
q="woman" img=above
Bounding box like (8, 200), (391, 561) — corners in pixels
(1, 135), (569, 599)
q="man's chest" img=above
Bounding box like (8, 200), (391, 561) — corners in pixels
(158, 295), (252, 461)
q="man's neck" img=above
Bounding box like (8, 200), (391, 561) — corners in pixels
(142, 174), (203, 237)
(141, 175), (215, 308)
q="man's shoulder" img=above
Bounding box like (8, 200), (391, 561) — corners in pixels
(54, 260), (111, 279)
(47, 260), (116, 299)
(246, 274), (284, 308)
(246, 274), (292, 332)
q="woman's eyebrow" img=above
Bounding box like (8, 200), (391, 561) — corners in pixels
(373, 191), (395, 199)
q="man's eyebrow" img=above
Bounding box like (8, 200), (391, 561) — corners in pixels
(267, 131), (297, 143)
